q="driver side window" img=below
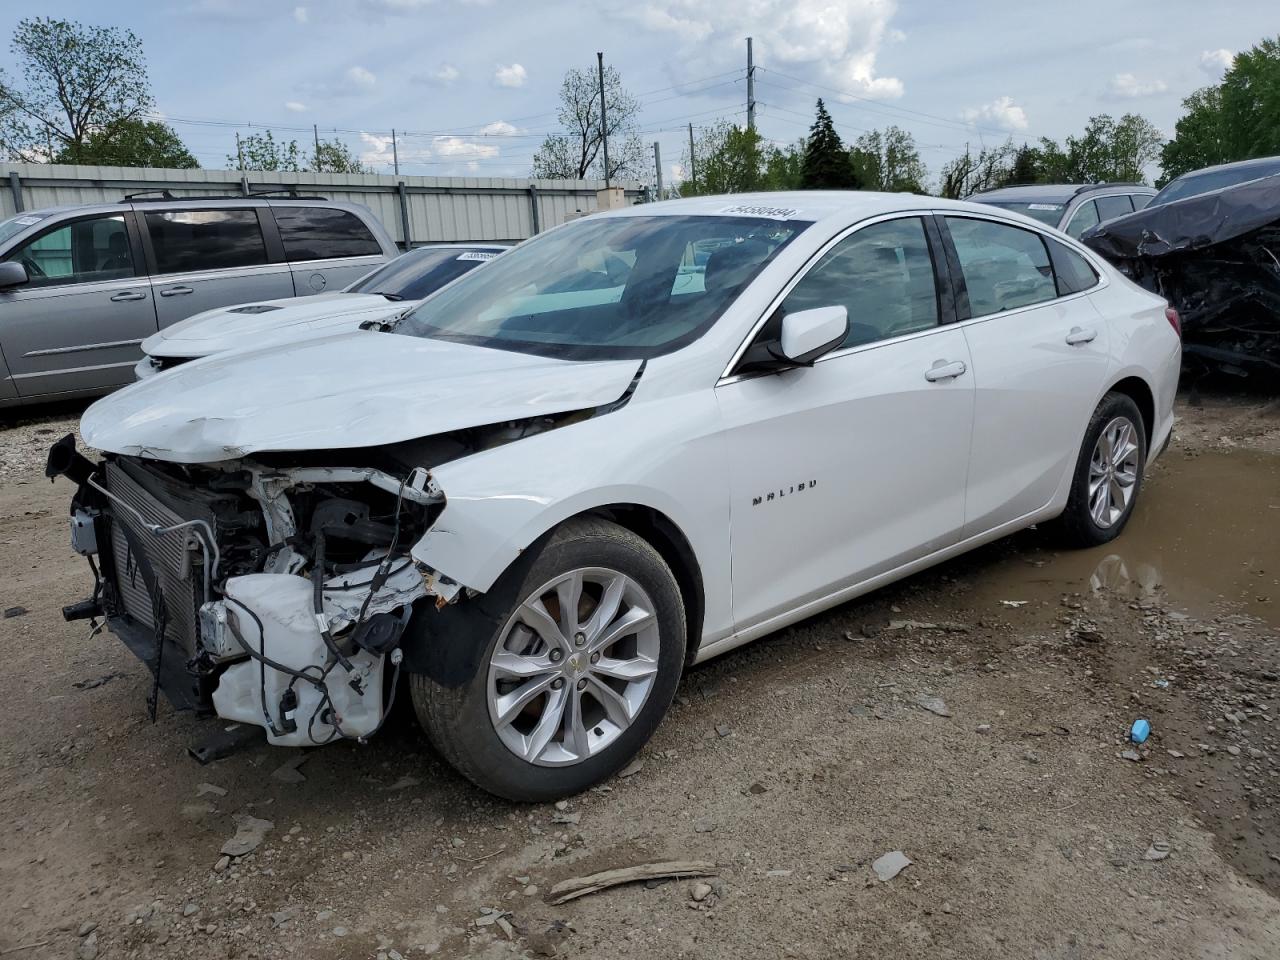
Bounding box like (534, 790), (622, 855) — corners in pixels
(4, 215), (135, 288)
(781, 217), (940, 350)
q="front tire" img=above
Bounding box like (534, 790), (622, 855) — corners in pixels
(410, 518), (686, 801)
(1052, 392), (1147, 548)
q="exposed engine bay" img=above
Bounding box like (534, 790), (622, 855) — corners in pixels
(46, 412), (586, 748)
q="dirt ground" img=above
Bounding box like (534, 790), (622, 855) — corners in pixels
(1, 391), (1278, 960)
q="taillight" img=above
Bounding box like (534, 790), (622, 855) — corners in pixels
(1165, 306), (1181, 338)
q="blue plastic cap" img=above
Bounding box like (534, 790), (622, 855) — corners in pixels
(1130, 718), (1151, 744)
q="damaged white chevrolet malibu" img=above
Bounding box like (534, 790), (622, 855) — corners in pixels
(49, 192), (1181, 800)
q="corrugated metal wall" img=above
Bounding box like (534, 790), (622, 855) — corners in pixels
(0, 164), (645, 246)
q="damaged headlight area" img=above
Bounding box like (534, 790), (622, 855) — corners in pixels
(47, 434), (449, 747)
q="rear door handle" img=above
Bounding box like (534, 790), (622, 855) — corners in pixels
(109, 291), (147, 302)
(924, 359), (967, 382)
(1065, 326), (1097, 345)
(159, 286), (193, 297)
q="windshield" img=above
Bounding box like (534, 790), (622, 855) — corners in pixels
(0, 213), (46, 247)
(970, 200), (1065, 227)
(347, 247), (501, 300)
(394, 214), (809, 360)
(1151, 161), (1280, 206)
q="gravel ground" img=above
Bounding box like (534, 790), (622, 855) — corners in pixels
(0, 391), (1278, 960)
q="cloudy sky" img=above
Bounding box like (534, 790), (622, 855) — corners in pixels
(4, 0), (1274, 186)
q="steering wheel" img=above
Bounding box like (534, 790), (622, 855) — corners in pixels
(19, 256), (45, 278)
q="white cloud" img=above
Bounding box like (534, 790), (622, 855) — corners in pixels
(477, 120), (521, 136)
(1200, 48), (1234, 75)
(284, 100), (308, 112)
(493, 63), (527, 88)
(961, 96), (1028, 132)
(616, 0), (904, 100)
(293, 5), (308, 23)
(433, 136), (499, 160)
(346, 65), (377, 92)
(358, 131), (433, 169)
(1106, 73), (1168, 99)
(415, 64), (460, 86)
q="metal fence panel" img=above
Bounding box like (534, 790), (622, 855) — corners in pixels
(0, 163), (645, 246)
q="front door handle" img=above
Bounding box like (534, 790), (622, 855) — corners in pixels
(159, 286), (193, 297)
(109, 291), (146, 302)
(924, 359), (967, 382)
(1065, 326), (1097, 345)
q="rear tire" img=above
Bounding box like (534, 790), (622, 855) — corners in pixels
(410, 518), (686, 801)
(1051, 392), (1147, 548)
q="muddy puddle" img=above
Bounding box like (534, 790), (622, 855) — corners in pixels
(967, 449), (1280, 626)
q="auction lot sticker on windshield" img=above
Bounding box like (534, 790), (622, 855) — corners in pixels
(717, 203), (801, 220)
(1027, 204), (1063, 211)
(457, 251), (499, 261)
(13, 215), (42, 226)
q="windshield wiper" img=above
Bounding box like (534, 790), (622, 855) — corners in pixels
(378, 292), (406, 301)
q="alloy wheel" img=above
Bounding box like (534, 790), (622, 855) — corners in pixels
(486, 567), (661, 767)
(1088, 416), (1141, 529)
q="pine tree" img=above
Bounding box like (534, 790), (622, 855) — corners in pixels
(801, 99), (860, 189)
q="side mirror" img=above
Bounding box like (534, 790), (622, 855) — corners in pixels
(779, 305), (848, 365)
(0, 261), (29, 290)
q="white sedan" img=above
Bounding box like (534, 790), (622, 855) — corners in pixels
(135, 243), (505, 378)
(54, 192), (1179, 801)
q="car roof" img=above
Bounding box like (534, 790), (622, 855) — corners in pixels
(594, 190), (1045, 227)
(969, 183), (1154, 203)
(1165, 154), (1280, 182)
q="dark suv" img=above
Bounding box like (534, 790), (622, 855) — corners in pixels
(969, 183), (1158, 240)
(0, 195), (396, 407)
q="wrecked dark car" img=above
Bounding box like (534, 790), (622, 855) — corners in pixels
(1081, 169), (1280, 379)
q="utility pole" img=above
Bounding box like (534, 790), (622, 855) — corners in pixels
(597, 51), (610, 187)
(391, 128), (400, 175)
(313, 123), (321, 159)
(687, 123), (697, 191)
(235, 131), (245, 170)
(653, 141), (663, 199)
(746, 37), (756, 133)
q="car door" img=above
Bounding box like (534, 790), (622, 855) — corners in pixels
(140, 207), (295, 329)
(940, 214), (1111, 537)
(0, 212), (158, 398)
(269, 204), (388, 294)
(715, 215), (975, 633)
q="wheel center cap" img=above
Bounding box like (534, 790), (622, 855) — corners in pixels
(566, 654), (585, 675)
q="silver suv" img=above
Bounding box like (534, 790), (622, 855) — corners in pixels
(0, 194), (396, 408)
(968, 183), (1158, 240)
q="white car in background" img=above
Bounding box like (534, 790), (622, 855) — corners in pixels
(135, 243), (505, 378)
(52, 192), (1180, 801)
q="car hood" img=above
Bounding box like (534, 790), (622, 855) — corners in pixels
(142, 293), (404, 358)
(82, 331), (642, 463)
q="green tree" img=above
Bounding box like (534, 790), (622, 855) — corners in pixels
(229, 131), (304, 171)
(761, 140), (805, 190)
(309, 137), (367, 174)
(681, 122), (764, 195)
(1005, 144), (1042, 185)
(1161, 37), (1280, 181)
(1035, 114), (1162, 183)
(532, 64), (644, 180)
(849, 126), (927, 192)
(0, 17), (153, 162)
(55, 117), (197, 168)
(801, 100), (860, 189)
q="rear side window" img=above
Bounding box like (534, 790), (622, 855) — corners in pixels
(782, 217), (939, 349)
(273, 207), (382, 261)
(1131, 194), (1152, 211)
(1095, 194), (1134, 221)
(1064, 201), (1099, 239)
(1046, 239), (1100, 295)
(145, 209), (268, 274)
(945, 217), (1057, 318)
